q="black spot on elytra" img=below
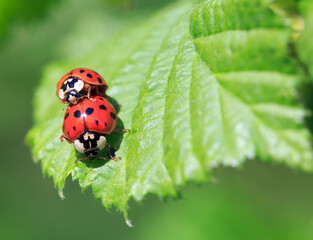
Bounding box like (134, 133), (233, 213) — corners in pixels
(67, 131), (70, 136)
(99, 104), (107, 110)
(74, 110), (81, 118)
(105, 122), (107, 127)
(65, 113), (69, 120)
(95, 120), (99, 125)
(99, 97), (104, 100)
(110, 112), (116, 119)
(97, 77), (102, 83)
(73, 126), (76, 131)
(80, 69), (85, 73)
(85, 108), (94, 115)
(87, 73), (92, 78)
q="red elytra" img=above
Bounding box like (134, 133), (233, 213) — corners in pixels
(56, 68), (108, 99)
(62, 96), (117, 143)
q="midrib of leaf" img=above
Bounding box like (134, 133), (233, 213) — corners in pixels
(125, 4), (193, 201)
(163, 34), (207, 186)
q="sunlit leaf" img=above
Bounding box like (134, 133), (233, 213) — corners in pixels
(27, 0), (313, 218)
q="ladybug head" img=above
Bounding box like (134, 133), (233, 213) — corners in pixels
(85, 149), (100, 156)
(65, 90), (79, 105)
(58, 78), (84, 104)
(74, 132), (106, 157)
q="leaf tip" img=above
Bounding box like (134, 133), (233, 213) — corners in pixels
(58, 190), (65, 200)
(125, 219), (133, 228)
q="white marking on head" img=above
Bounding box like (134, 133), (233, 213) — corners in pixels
(58, 89), (65, 99)
(97, 136), (106, 150)
(74, 139), (85, 153)
(62, 79), (84, 98)
(74, 79), (84, 92)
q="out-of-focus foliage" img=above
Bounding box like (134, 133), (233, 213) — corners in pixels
(0, 0), (60, 39)
(297, 0), (313, 80)
(27, 0), (313, 218)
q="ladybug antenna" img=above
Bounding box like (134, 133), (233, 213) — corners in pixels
(76, 157), (90, 163)
(76, 156), (106, 163)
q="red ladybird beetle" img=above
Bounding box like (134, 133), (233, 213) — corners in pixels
(56, 68), (108, 105)
(60, 96), (127, 160)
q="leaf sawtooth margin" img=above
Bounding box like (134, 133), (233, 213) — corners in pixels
(26, 0), (313, 218)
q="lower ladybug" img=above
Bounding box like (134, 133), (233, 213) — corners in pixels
(60, 96), (128, 161)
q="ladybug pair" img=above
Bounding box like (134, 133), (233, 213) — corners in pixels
(57, 68), (127, 161)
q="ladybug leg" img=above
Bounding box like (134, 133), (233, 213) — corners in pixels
(105, 94), (113, 103)
(86, 84), (96, 101)
(86, 84), (91, 98)
(114, 104), (121, 109)
(114, 129), (130, 133)
(62, 105), (69, 111)
(105, 95), (121, 109)
(60, 99), (71, 109)
(60, 136), (72, 143)
(106, 143), (121, 162)
(97, 156), (107, 161)
(104, 94), (122, 108)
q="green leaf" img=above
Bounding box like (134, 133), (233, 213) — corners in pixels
(27, 0), (313, 218)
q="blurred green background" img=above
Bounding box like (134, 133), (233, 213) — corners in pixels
(1, 0), (313, 239)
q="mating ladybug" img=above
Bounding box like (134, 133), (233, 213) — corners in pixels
(61, 96), (124, 159)
(57, 68), (108, 105)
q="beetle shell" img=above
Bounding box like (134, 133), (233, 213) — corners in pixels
(63, 96), (117, 143)
(56, 68), (108, 100)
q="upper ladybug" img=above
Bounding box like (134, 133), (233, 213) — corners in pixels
(56, 68), (108, 105)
